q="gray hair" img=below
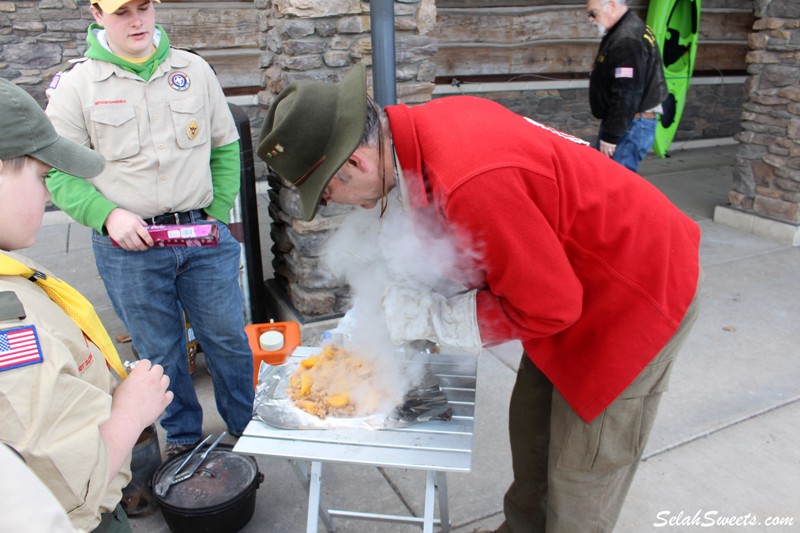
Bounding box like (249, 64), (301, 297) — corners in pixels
(360, 96), (386, 148)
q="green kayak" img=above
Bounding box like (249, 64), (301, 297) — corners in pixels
(646, 0), (701, 157)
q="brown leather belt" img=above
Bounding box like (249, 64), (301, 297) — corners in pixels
(634, 111), (657, 119)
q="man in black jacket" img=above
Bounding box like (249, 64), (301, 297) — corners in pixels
(588, 0), (668, 172)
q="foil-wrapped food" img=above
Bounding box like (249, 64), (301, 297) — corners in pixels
(253, 344), (452, 430)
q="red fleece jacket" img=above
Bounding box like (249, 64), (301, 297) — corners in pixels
(386, 96), (700, 422)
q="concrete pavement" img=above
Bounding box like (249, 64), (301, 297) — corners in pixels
(26, 143), (800, 532)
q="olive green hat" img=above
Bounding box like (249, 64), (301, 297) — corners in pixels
(256, 64), (367, 221)
(0, 78), (105, 178)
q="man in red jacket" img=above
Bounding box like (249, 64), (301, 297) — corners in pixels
(257, 64), (701, 532)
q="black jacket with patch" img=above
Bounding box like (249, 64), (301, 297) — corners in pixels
(589, 11), (668, 144)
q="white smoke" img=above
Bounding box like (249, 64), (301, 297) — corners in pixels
(320, 188), (479, 397)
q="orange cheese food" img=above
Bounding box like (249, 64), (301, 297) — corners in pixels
(288, 344), (386, 418)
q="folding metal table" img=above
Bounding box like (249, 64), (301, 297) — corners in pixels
(234, 347), (477, 533)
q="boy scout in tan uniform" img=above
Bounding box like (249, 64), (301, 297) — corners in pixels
(0, 78), (172, 532)
(1, 254), (126, 527)
(44, 0), (254, 455)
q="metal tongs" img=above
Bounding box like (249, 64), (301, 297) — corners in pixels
(155, 431), (227, 497)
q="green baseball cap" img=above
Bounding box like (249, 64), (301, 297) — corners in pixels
(256, 64), (367, 221)
(0, 78), (105, 178)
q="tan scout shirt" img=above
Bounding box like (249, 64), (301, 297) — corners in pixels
(46, 49), (239, 219)
(0, 251), (128, 532)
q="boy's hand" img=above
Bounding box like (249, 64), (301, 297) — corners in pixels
(105, 208), (154, 251)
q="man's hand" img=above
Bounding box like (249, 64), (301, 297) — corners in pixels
(105, 208), (154, 251)
(599, 140), (617, 158)
(382, 283), (482, 355)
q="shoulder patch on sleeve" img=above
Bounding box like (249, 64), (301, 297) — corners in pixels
(0, 325), (43, 372)
(46, 57), (89, 97)
(0, 292), (26, 321)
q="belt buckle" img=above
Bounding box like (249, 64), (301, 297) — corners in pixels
(174, 212), (181, 225)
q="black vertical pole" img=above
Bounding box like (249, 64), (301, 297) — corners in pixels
(370, 0), (397, 106)
(228, 103), (269, 324)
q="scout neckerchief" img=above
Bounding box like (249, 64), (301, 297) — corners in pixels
(0, 253), (127, 379)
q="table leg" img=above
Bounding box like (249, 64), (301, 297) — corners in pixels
(423, 470), (436, 533)
(307, 461), (323, 533)
(290, 460), (336, 532)
(436, 471), (450, 533)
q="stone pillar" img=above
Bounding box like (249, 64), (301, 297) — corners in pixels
(259, 0), (438, 340)
(718, 0), (800, 244)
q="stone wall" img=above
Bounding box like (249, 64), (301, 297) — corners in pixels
(261, 0), (438, 323)
(0, 1), (93, 103)
(681, 83), (748, 142)
(730, 0), (800, 223)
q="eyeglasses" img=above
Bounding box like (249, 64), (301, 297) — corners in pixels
(587, 9), (599, 19)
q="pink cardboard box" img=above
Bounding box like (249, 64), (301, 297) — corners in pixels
(111, 224), (219, 248)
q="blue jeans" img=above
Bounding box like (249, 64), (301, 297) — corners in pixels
(598, 117), (657, 173)
(93, 220), (254, 445)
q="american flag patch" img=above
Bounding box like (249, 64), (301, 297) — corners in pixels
(0, 325), (43, 372)
(615, 67), (634, 78)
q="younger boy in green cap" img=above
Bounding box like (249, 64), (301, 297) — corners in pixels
(0, 77), (173, 532)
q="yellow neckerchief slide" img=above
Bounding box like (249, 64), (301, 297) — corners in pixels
(0, 254), (127, 379)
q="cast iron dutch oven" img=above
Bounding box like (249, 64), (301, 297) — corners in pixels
(152, 444), (264, 533)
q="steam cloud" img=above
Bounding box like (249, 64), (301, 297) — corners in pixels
(320, 189), (479, 398)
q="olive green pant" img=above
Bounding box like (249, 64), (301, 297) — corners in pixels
(499, 294), (700, 533)
(91, 504), (132, 533)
